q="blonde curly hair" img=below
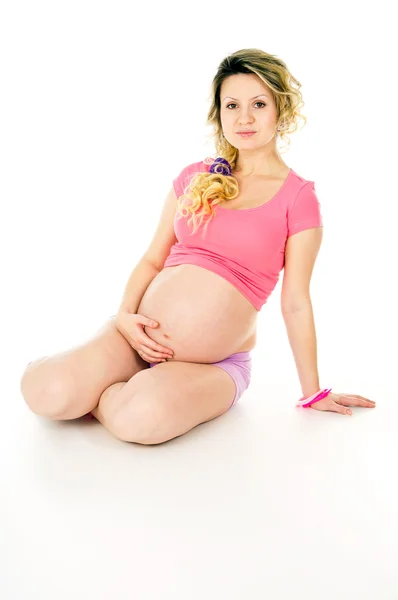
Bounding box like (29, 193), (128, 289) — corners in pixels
(176, 48), (307, 238)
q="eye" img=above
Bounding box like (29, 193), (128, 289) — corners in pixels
(226, 101), (266, 109)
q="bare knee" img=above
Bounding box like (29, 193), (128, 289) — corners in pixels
(109, 400), (167, 445)
(20, 359), (76, 420)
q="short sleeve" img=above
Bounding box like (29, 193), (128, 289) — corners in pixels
(287, 181), (323, 237)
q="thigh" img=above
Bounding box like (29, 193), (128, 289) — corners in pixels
(21, 315), (150, 419)
(148, 350), (252, 410)
(107, 352), (252, 444)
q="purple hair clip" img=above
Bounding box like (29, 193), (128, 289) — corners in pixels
(209, 157), (232, 177)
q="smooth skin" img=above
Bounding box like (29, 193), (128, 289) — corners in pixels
(309, 393), (376, 416)
(20, 316), (237, 445)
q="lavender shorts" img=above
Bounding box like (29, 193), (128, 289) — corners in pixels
(149, 351), (252, 409)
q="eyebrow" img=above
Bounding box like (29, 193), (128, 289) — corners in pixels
(222, 94), (270, 101)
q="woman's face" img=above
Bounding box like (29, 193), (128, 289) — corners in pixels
(219, 73), (279, 151)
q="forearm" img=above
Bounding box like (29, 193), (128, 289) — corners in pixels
(117, 257), (160, 314)
(282, 302), (321, 397)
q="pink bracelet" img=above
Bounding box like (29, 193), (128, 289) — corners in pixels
(296, 388), (332, 408)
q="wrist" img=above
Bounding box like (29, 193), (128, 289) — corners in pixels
(296, 387), (332, 408)
(301, 385), (321, 398)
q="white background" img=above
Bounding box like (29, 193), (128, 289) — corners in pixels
(1, 1), (397, 599)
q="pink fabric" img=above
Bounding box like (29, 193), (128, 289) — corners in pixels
(211, 351), (252, 408)
(163, 159), (323, 311)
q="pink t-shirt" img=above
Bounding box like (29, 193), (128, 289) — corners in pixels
(163, 159), (323, 311)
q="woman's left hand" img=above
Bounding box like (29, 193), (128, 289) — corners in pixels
(309, 392), (376, 416)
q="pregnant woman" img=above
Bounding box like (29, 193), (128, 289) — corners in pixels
(20, 48), (376, 445)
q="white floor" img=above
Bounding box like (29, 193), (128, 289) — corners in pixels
(2, 356), (398, 600)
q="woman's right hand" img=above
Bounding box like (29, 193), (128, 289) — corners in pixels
(115, 309), (174, 363)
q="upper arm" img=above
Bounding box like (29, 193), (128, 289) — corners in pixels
(281, 180), (324, 311)
(143, 185), (178, 270)
(281, 226), (323, 311)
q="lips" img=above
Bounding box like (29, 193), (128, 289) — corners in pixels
(237, 131), (256, 134)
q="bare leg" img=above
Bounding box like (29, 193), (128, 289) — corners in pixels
(90, 382), (127, 435)
(20, 316), (148, 420)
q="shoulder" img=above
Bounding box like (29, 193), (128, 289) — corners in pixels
(286, 169), (320, 206)
(289, 167), (315, 190)
(175, 157), (212, 176)
(172, 158), (211, 197)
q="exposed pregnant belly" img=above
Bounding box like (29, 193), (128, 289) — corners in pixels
(136, 264), (258, 364)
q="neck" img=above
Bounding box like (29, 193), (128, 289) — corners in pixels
(234, 150), (285, 177)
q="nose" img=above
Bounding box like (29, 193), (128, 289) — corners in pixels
(237, 108), (255, 126)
